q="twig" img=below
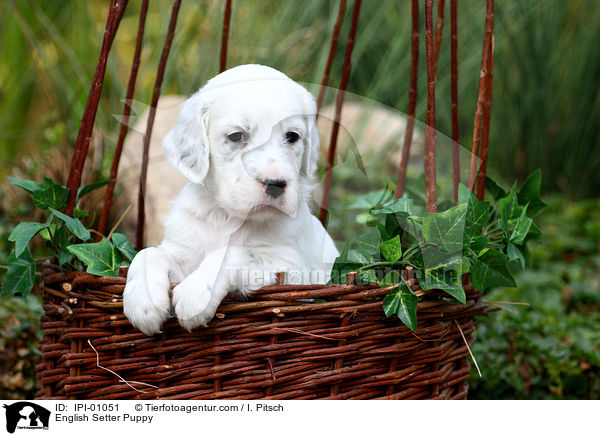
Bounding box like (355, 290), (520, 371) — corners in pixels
(486, 300), (530, 306)
(219, 0), (232, 73)
(454, 319), (481, 377)
(316, 0), (347, 111)
(410, 326), (451, 342)
(107, 203), (133, 240)
(319, 0), (362, 226)
(432, 0), (445, 78)
(137, 0), (182, 250)
(273, 327), (337, 341)
(451, 0), (459, 204)
(491, 304), (518, 315)
(396, 0), (419, 199)
(65, 0), (129, 216)
(87, 339), (158, 393)
(98, 0), (149, 236)
(424, 0), (438, 212)
(468, 0), (494, 194)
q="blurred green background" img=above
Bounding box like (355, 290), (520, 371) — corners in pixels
(0, 0), (598, 399)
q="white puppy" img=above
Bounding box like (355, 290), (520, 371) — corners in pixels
(123, 64), (339, 335)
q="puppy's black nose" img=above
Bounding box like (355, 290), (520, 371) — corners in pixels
(263, 178), (287, 198)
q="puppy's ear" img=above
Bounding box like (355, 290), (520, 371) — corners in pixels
(162, 92), (210, 183)
(302, 113), (321, 179)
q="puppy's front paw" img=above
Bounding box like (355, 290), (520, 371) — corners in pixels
(173, 252), (230, 331)
(172, 275), (214, 331)
(123, 247), (171, 336)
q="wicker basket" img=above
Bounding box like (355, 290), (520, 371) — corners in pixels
(36, 265), (491, 400)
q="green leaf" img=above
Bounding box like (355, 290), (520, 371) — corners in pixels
(77, 179), (112, 200)
(330, 241), (364, 284)
(49, 208), (90, 241)
(517, 169), (546, 216)
(458, 184), (491, 230)
(470, 249), (517, 291)
(382, 272), (418, 332)
(421, 248), (466, 303)
(485, 176), (507, 201)
(8, 176), (42, 194)
(2, 249), (36, 297)
(348, 187), (394, 210)
(66, 238), (122, 276)
(8, 221), (49, 257)
(371, 197), (413, 216)
(464, 227), (488, 253)
(33, 179), (69, 210)
(510, 206), (533, 245)
(73, 208), (89, 219)
(58, 249), (74, 266)
(357, 268), (378, 284)
(354, 227), (381, 259)
(422, 203), (468, 253)
(507, 243), (525, 269)
(498, 187), (521, 236)
(111, 232), (136, 262)
(381, 235), (402, 263)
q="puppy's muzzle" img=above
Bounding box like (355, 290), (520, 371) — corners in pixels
(263, 178), (287, 198)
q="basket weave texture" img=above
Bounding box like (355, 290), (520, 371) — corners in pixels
(37, 267), (490, 400)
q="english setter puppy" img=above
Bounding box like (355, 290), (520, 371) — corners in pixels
(123, 64), (339, 335)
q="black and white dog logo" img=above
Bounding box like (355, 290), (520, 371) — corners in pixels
(2, 402), (50, 433)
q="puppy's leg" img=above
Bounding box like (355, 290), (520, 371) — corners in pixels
(123, 247), (172, 335)
(173, 246), (275, 330)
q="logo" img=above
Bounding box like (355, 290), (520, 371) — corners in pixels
(2, 402), (50, 433)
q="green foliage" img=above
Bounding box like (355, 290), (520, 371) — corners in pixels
(66, 238), (122, 277)
(382, 271), (418, 332)
(0, 295), (43, 400)
(1, 176), (135, 296)
(330, 172), (545, 330)
(470, 196), (600, 399)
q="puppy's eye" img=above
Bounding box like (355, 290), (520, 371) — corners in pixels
(285, 131), (300, 143)
(227, 132), (245, 143)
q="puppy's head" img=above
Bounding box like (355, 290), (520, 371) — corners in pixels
(163, 64), (319, 219)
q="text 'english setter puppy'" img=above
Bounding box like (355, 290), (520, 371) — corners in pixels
(123, 64), (339, 335)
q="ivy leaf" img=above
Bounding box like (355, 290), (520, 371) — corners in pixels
(485, 176), (507, 201)
(382, 271), (418, 332)
(33, 179), (69, 211)
(2, 249), (36, 297)
(371, 197), (413, 216)
(49, 208), (90, 241)
(111, 232), (136, 262)
(348, 187), (394, 210)
(464, 227), (488, 253)
(507, 243), (525, 269)
(8, 176), (42, 194)
(330, 241), (364, 284)
(354, 227), (381, 259)
(357, 268), (378, 284)
(76, 179), (112, 201)
(458, 184), (491, 230)
(527, 222), (542, 240)
(8, 221), (49, 257)
(422, 203), (468, 253)
(510, 206), (533, 245)
(421, 248), (466, 303)
(381, 235), (402, 263)
(470, 249), (517, 291)
(58, 249), (74, 266)
(517, 169), (546, 216)
(498, 187), (521, 236)
(66, 238), (122, 276)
